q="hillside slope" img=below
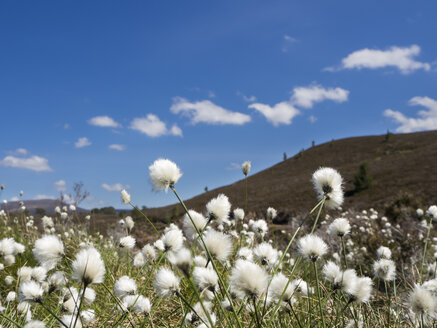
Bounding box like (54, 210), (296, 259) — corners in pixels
(146, 130), (437, 221)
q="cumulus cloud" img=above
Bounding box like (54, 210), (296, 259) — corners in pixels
(34, 194), (57, 200)
(384, 96), (437, 132)
(130, 114), (182, 137)
(54, 180), (67, 192)
(10, 196), (19, 202)
(88, 116), (121, 128)
(102, 183), (130, 192)
(291, 85), (349, 109)
(327, 45), (430, 74)
(249, 102), (300, 126)
(171, 97), (251, 125)
(237, 91), (257, 103)
(108, 144), (126, 151)
(249, 84), (349, 126)
(11, 148), (28, 155)
(75, 137), (91, 148)
(0, 155), (53, 172)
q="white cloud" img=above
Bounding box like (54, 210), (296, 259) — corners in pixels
(102, 183), (130, 192)
(249, 84), (349, 126)
(309, 115), (317, 123)
(88, 116), (121, 128)
(249, 101), (300, 126)
(75, 137), (91, 148)
(237, 91), (257, 103)
(208, 91), (216, 98)
(13, 148), (28, 155)
(291, 85), (349, 109)
(226, 162), (243, 171)
(0, 155), (53, 172)
(34, 194), (57, 200)
(384, 96), (437, 132)
(130, 114), (182, 137)
(171, 97), (251, 125)
(108, 144), (126, 151)
(10, 196), (19, 202)
(282, 34), (298, 52)
(328, 45), (430, 74)
(54, 180), (67, 192)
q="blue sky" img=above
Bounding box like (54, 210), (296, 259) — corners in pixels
(0, 0), (436, 209)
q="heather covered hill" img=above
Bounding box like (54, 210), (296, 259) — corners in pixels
(145, 130), (437, 221)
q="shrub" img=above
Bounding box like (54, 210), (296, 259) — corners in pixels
(353, 162), (373, 192)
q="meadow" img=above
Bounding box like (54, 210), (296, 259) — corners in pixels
(0, 158), (436, 327)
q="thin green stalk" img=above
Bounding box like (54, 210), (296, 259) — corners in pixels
(311, 197), (326, 233)
(313, 261), (326, 328)
(252, 298), (261, 328)
(419, 217), (433, 281)
(72, 282), (88, 328)
(384, 281), (391, 327)
(244, 176), (248, 213)
(37, 300), (68, 328)
(171, 186), (243, 328)
(0, 313), (23, 328)
(176, 291), (208, 327)
(129, 202), (159, 234)
(288, 301), (303, 328)
(341, 236), (348, 269)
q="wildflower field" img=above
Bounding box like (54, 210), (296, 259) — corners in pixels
(0, 159), (436, 328)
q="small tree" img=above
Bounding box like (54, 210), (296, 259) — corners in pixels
(35, 208), (46, 216)
(73, 182), (90, 206)
(283, 152), (287, 161)
(354, 162), (373, 192)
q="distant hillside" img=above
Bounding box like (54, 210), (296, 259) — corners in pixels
(0, 199), (87, 214)
(145, 130), (437, 222)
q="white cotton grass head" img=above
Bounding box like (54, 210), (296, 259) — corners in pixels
(328, 218), (351, 237)
(312, 167), (344, 209)
(18, 266), (33, 282)
(121, 189), (131, 204)
(290, 278), (312, 296)
(125, 216), (134, 232)
(242, 161), (251, 176)
(48, 271), (67, 292)
(33, 235), (64, 270)
(298, 234), (328, 262)
(0, 238), (17, 256)
(142, 244), (156, 261)
(42, 216), (54, 230)
(266, 207), (277, 220)
(149, 158), (182, 191)
(114, 276), (137, 298)
(31, 267), (48, 283)
(253, 242), (278, 268)
(322, 261), (342, 284)
(229, 259), (268, 300)
(269, 272), (295, 303)
(153, 267), (180, 297)
(185, 301), (216, 327)
(376, 246), (392, 259)
(167, 248), (192, 276)
(408, 285), (436, 315)
(133, 252), (145, 267)
(426, 205), (437, 220)
(238, 247), (253, 262)
(373, 259), (396, 281)
(202, 229), (233, 262)
(19, 280), (44, 303)
(350, 277), (373, 304)
(206, 194), (231, 222)
(160, 228), (184, 252)
(72, 247), (106, 285)
(183, 210), (207, 240)
(233, 208), (245, 221)
(119, 236), (136, 250)
(249, 219), (269, 237)
(193, 266), (219, 294)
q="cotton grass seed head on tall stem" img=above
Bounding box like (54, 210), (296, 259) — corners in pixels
(201, 229), (233, 263)
(350, 276), (373, 304)
(312, 167), (344, 209)
(19, 280), (44, 303)
(373, 258), (396, 281)
(206, 193), (231, 222)
(72, 247), (105, 285)
(241, 161), (251, 176)
(153, 267), (180, 297)
(149, 158), (182, 191)
(33, 235), (64, 271)
(229, 259), (268, 301)
(233, 208), (245, 221)
(183, 210), (207, 240)
(328, 218), (351, 237)
(298, 234), (328, 262)
(114, 276), (137, 299)
(121, 189), (131, 204)
(408, 285), (436, 316)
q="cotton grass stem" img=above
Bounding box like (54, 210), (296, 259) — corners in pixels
(37, 300), (69, 328)
(129, 202), (159, 234)
(341, 236), (348, 269)
(313, 261), (326, 328)
(0, 313), (23, 328)
(419, 217), (433, 281)
(170, 186), (243, 328)
(311, 196), (326, 233)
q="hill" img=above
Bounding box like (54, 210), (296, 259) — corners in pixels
(145, 130), (437, 222)
(0, 199), (87, 215)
